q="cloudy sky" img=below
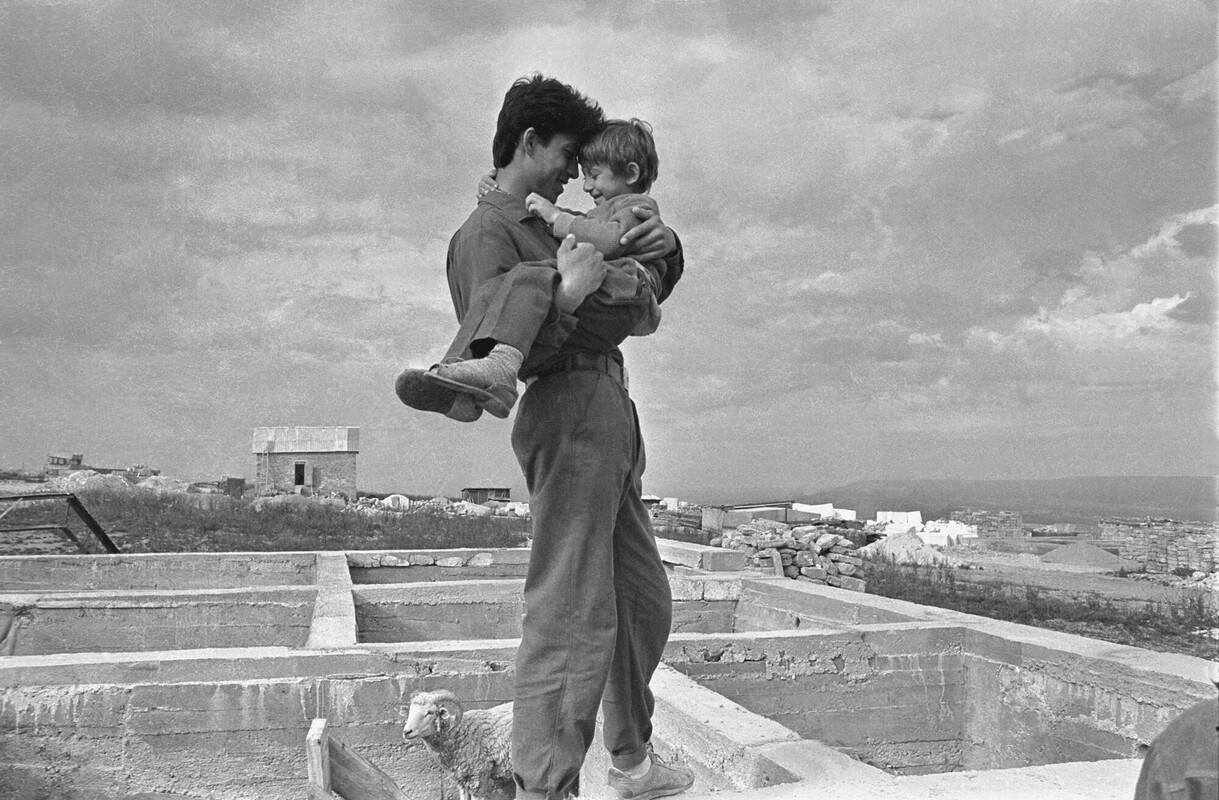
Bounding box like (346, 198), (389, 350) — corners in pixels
(1, 1), (1215, 500)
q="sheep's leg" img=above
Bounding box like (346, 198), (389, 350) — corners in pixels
(459, 789), (471, 800)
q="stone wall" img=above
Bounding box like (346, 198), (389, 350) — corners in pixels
(711, 518), (868, 592)
(1099, 517), (1217, 573)
(950, 508), (1024, 537)
(255, 451), (357, 497)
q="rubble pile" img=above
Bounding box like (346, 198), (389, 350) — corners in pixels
(344, 495), (530, 520)
(711, 518), (868, 592)
(858, 530), (963, 567)
(46, 470), (135, 494)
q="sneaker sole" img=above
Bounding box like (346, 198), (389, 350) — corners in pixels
(423, 371), (516, 419)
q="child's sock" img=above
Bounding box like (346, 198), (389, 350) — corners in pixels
(437, 343), (523, 389)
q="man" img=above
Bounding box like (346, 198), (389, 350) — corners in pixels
(443, 75), (694, 800)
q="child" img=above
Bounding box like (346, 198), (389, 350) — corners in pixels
(396, 119), (669, 421)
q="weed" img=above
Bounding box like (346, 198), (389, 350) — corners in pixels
(865, 557), (1219, 659)
(1, 489), (529, 554)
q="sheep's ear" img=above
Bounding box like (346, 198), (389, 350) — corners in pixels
(437, 707), (450, 719)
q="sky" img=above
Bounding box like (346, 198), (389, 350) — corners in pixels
(1, 0), (1215, 501)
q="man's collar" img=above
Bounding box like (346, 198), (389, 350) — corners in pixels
(479, 189), (533, 222)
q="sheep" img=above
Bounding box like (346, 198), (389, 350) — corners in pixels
(402, 689), (515, 800)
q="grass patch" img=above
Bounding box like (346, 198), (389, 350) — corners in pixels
(1, 489), (529, 554)
(865, 557), (1219, 660)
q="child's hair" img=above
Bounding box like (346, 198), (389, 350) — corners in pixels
(579, 118), (659, 193)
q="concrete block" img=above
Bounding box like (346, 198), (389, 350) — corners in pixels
(657, 539), (743, 571)
(669, 576), (705, 601)
(700, 578), (742, 601)
(670, 602), (736, 634)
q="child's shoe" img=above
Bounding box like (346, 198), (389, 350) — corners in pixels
(395, 369), (483, 422)
(423, 344), (522, 419)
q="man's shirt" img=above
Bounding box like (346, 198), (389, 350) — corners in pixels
(446, 190), (683, 375)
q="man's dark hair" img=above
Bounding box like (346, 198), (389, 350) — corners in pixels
(492, 74), (606, 169)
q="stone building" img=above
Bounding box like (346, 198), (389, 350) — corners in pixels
(461, 487), (510, 504)
(252, 426), (359, 498)
(1099, 517), (1216, 574)
(45, 453), (83, 476)
(951, 508), (1025, 537)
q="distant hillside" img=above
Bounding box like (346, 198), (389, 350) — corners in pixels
(791, 476), (1216, 525)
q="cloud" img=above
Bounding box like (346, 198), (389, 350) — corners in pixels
(2, 0), (1215, 491)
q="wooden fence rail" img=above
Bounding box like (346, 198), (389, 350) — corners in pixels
(306, 718), (410, 800)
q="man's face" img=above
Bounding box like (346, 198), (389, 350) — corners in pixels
(530, 133), (579, 203)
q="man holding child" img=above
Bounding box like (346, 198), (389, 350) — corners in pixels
(426, 75), (694, 800)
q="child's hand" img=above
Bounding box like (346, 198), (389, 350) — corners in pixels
(525, 192), (561, 225)
(476, 168), (498, 200)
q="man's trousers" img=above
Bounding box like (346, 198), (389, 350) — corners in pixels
(508, 369), (672, 800)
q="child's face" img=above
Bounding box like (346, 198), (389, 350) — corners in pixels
(581, 163), (634, 206)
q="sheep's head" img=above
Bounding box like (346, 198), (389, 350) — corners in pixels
(402, 689), (464, 742)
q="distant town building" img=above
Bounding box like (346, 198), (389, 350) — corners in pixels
(793, 502), (858, 521)
(876, 510), (923, 526)
(45, 453), (83, 476)
(1099, 517), (1216, 574)
(951, 508), (1025, 537)
(461, 487), (510, 504)
(44, 453), (159, 480)
(920, 520), (978, 547)
(252, 426), (359, 498)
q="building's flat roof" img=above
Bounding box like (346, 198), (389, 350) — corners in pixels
(252, 426), (360, 453)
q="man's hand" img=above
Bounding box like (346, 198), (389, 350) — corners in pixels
(526, 192), (561, 225)
(554, 235), (606, 314)
(477, 168), (498, 200)
(619, 206), (676, 262)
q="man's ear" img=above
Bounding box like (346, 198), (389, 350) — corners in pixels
(521, 127), (539, 157)
(625, 162), (642, 187)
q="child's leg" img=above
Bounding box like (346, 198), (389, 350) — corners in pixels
(520, 258), (656, 373)
(398, 265), (560, 420)
(443, 264), (560, 362)
(427, 263), (565, 418)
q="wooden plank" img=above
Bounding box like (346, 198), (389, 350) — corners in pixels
(328, 729), (410, 800)
(306, 718), (331, 792)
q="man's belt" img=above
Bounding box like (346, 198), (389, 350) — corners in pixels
(526, 352), (628, 390)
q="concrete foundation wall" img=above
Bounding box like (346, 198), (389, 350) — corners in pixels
(353, 575), (744, 643)
(0, 553), (317, 592)
(1, 548), (1215, 799)
(664, 625), (968, 775)
(0, 650), (513, 800)
(1, 588), (316, 655)
(960, 627), (1206, 770)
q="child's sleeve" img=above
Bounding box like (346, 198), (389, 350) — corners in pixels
(552, 195), (659, 260)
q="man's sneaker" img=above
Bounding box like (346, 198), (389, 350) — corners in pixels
(607, 748), (695, 800)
